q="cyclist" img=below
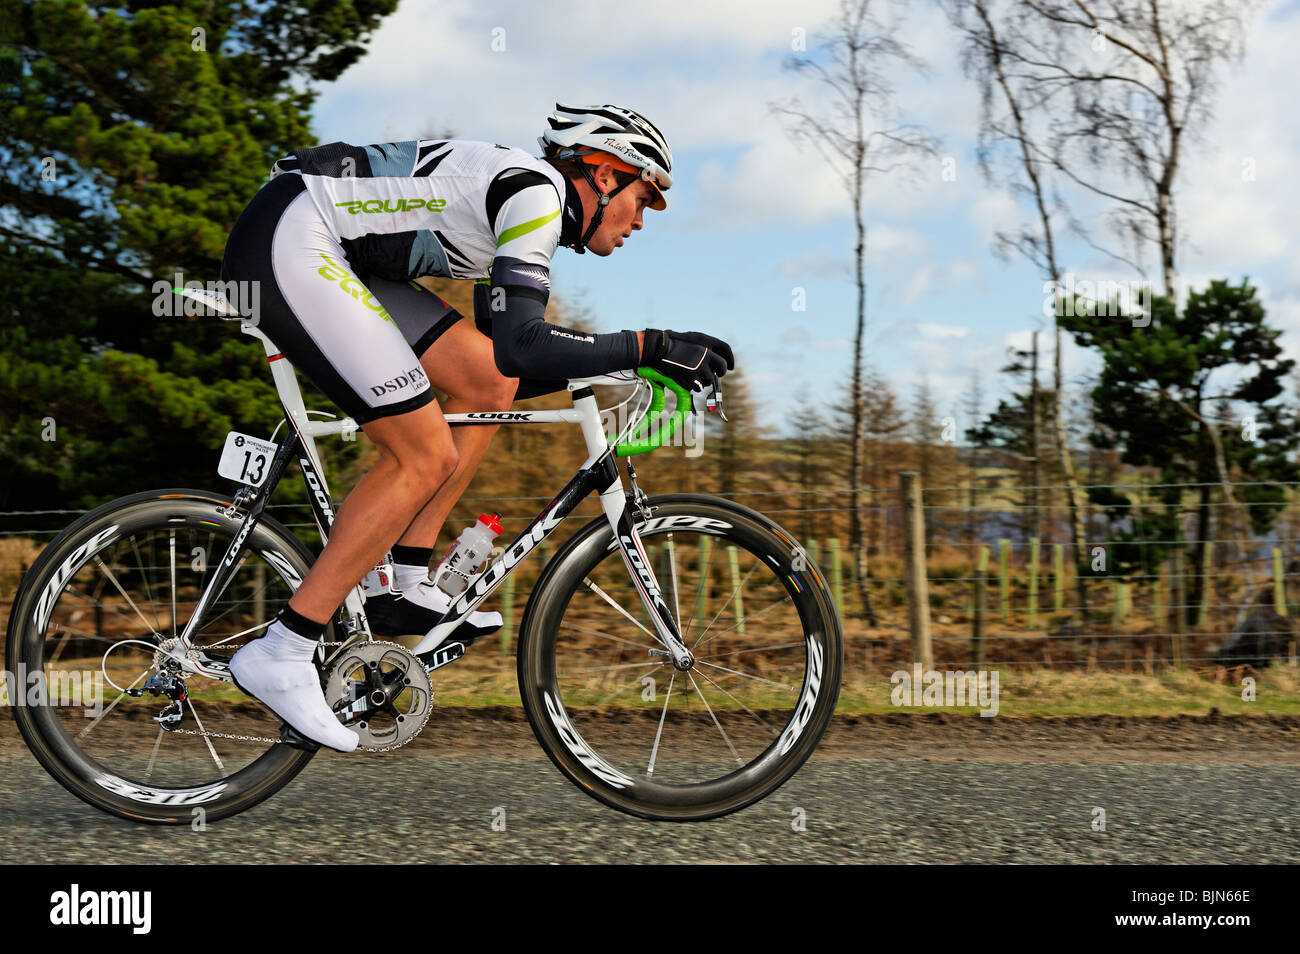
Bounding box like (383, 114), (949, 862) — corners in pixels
(220, 104), (733, 751)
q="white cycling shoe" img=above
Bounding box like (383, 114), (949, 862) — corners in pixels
(229, 621), (359, 753)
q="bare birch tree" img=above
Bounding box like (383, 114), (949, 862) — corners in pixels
(772, 0), (937, 626)
(944, 0), (1093, 621)
(944, 0), (1261, 626)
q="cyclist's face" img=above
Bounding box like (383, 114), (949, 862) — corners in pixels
(585, 167), (657, 256)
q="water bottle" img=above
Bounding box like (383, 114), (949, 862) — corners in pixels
(432, 513), (503, 597)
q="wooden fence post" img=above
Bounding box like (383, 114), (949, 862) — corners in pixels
(1196, 540), (1212, 628)
(500, 573), (515, 653)
(727, 545), (745, 635)
(1053, 543), (1065, 612)
(1274, 547), (1288, 617)
(692, 535), (712, 628)
(900, 472), (933, 670)
(998, 538), (1011, 621)
(253, 562), (266, 628)
(1171, 546), (1185, 666)
(1114, 581), (1130, 620)
(1152, 567), (1164, 633)
(828, 537), (844, 614)
(972, 546), (989, 667)
(1027, 537), (1040, 629)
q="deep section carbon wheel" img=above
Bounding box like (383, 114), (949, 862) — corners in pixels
(518, 494), (842, 821)
(7, 489), (324, 823)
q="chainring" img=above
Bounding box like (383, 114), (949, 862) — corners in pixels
(324, 641), (433, 751)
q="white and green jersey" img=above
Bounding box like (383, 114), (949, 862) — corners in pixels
(271, 138), (575, 297)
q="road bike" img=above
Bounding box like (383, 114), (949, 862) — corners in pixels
(6, 287), (843, 824)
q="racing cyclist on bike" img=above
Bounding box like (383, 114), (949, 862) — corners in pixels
(221, 104), (733, 751)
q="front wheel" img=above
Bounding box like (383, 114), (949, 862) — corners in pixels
(518, 494), (843, 821)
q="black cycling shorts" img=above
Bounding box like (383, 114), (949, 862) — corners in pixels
(221, 173), (461, 424)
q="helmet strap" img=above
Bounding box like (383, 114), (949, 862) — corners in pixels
(575, 160), (635, 254)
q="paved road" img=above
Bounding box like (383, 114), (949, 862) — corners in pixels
(3, 736), (1296, 863)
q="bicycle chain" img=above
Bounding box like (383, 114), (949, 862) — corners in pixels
(167, 727), (281, 744)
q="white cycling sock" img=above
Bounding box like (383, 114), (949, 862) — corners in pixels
(394, 562), (434, 595)
(229, 621), (359, 752)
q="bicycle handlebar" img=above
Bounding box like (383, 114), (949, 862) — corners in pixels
(613, 368), (693, 457)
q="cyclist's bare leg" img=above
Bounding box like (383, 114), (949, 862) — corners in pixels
(288, 400), (460, 623)
(393, 318), (517, 549)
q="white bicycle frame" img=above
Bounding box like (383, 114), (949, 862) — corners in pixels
(174, 286), (695, 673)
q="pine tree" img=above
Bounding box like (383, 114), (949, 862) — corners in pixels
(785, 397), (826, 541)
(0, 0), (400, 509)
(1062, 279), (1299, 620)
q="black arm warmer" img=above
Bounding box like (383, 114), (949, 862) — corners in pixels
(485, 286), (640, 380)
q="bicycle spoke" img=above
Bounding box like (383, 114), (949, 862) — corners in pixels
(697, 639), (807, 661)
(93, 556), (157, 636)
(647, 671), (676, 778)
(666, 535), (682, 635)
(686, 671), (742, 766)
(680, 538), (720, 642)
(77, 664), (153, 740)
(199, 558), (278, 636)
(581, 576), (664, 646)
(204, 618), (274, 648)
(691, 559), (761, 651)
(691, 666), (778, 735)
(568, 659), (667, 676)
(145, 727), (165, 780)
(46, 626), (76, 668)
(560, 620), (658, 654)
(693, 659), (796, 692)
(185, 701), (226, 773)
(62, 584), (144, 636)
(129, 536), (163, 632)
(694, 593), (795, 653)
(591, 664), (664, 709)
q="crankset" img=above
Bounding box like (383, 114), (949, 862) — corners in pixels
(324, 641), (432, 751)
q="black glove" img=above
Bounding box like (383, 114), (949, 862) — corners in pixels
(641, 328), (734, 394)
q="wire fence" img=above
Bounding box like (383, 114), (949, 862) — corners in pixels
(1, 478), (1297, 675)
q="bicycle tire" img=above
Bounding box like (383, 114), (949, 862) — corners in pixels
(517, 494), (843, 821)
(7, 488), (321, 824)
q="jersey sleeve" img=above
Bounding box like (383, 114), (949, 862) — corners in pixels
(475, 169), (638, 380)
(488, 169), (563, 298)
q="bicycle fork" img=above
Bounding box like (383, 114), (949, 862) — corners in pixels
(600, 464), (695, 671)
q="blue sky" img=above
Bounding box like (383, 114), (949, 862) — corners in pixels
(306, 0), (1300, 434)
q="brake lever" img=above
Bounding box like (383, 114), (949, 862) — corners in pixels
(706, 381), (728, 422)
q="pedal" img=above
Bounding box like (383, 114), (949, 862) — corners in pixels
(278, 722), (322, 752)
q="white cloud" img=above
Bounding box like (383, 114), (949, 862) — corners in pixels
(693, 130), (847, 228)
(776, 250), (851, 278)
(918, 322), (969, 339)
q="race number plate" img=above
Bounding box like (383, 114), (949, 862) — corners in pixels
(217, 431), (277, 487)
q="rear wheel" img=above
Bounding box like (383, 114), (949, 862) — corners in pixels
(7, 489), (323, 823)
(518, 495), (842, 821)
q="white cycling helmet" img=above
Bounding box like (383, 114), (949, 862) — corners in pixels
(539, 103), (673, 211)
